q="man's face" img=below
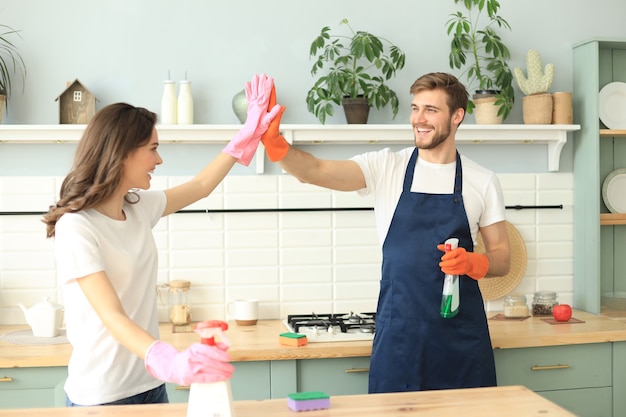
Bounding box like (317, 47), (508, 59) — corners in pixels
(409, 89), (461, 150)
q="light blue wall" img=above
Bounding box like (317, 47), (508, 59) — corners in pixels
(1, 0), (625, 174)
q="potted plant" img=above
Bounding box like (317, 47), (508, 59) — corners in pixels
(514, 49), (555, 124)
(306, 18), (406, 124)
(0, 23), (26, 120)
(446, 0), (514, 123)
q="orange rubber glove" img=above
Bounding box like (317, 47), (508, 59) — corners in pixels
(260, 84), (289, 162)
(437, 245), (489, 280)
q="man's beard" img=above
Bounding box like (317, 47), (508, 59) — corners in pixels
(415, 119), (452, 150)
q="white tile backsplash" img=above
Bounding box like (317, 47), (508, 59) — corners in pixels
(0, 173), (574, 325)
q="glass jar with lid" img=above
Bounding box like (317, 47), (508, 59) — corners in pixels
(168, 280), (191, 325)
(532, 291), (558, 316)
(503, 293), (529, 318)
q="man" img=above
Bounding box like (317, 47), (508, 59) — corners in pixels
(261, 72), (510, 393)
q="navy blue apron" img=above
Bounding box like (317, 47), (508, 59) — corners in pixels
(368, 148), (496, 393)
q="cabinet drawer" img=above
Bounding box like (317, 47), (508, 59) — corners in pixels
(297, 357), (370, 396)
(540, 387), (612, 417)
(0, 367), (67, 390)
(494, 343), (611, 391)
(0, 367), (67, 408)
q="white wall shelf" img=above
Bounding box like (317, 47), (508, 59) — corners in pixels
(0, 123), (580, 171)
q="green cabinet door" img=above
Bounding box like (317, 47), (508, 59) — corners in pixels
(0, 367), (67, 409)
(296, 357), (370, 396)
(167, 360), (272, 403)
(494, 343), (612, 417)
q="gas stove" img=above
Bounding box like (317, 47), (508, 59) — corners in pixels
(283, 312), (376, 343)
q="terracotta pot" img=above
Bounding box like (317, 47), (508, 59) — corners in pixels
(522, 93), (553, 124)
(473, 95), (503, 125)
(552, 92), (573, 124)
(342, 96), (370, 124)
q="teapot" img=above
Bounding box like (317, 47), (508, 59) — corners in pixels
(18, 297), (64, 338)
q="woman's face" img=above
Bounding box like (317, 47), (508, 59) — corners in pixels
(123, 128), (163, 190)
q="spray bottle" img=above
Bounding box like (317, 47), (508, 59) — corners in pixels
(186, 320), (234, 417)
(440, 238), (460, 318)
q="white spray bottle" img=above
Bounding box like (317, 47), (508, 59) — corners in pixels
(186, 320), (234, 417)
(440, 238), (460, 318)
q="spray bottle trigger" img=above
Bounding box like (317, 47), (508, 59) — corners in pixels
(193, 320), (229, 346)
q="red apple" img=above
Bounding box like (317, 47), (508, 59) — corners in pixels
(552, 304), (573, 322)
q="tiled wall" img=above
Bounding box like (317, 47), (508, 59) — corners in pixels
(0, 172), (573, 325)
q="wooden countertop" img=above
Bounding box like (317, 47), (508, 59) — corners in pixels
(0, 385), (575, 416)
(2, 310), (626, 368)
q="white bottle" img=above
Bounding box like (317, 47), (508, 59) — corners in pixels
(160, 80), (177, 124)
(177, 80), (194, 124)
(187, 321), (234, 417)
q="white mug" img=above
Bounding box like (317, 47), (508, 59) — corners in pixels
(227, 299), (259, 326)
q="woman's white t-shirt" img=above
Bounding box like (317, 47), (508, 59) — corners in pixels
(351, 147), (506, 246)
(55, 190), (166, 405)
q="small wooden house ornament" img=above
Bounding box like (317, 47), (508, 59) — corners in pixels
(55, 79), (99, 124)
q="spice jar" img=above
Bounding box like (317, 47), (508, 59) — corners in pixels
(503, 294), (529, 318)
(532, 291), (558, 316)
(168, 280), (191, 325)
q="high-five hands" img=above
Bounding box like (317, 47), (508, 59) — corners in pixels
(261, 83), (289, 162)
(223, 74), (281, 166)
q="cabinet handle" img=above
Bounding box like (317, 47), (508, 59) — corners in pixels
(0, 377), (13, 382)
(530, 364), (571, 371)
(345, 368), (369, 373)
(174, 385), (190, 391)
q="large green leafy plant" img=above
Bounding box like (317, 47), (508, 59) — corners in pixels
(446, 0), (514, 120)
(306, 18), (406, 124)
(0, 24), (25, 104)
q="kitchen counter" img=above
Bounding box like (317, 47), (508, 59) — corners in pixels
(2, 310), (626, 368)
(0, 385), (575, 416)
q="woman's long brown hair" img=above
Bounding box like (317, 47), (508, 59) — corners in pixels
(43, 103), (157, 237)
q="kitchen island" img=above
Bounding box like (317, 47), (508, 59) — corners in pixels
(0, 385), (576, 416)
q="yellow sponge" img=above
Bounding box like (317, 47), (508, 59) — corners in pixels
(279, 332), (308, 347)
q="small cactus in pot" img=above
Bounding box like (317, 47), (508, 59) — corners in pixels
(514, 50), (554, 95)
(514, 50), (555, 124)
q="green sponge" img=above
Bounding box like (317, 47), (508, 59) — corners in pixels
(287, 391), (330, 411)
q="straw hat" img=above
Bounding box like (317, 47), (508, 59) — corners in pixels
(475, 221), (527, 301)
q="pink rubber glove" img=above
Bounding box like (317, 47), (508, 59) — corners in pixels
(223, 74), (281, 166)
(144, 340), (234, 386)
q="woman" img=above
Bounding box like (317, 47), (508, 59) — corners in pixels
(42, 74), (280, 406)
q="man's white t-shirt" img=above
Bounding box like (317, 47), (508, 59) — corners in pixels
(54, 190), (166, 405)
(351, 147), (506, 246)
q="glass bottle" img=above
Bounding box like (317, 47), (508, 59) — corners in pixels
(532, 291), (558, 316)
(503, 293), (529, 318)
(169, 280), (191, 325)
(160, 80), (177, 124)
(177, 80), (194, 124)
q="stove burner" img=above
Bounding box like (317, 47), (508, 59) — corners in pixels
(287, 312), (376, 335)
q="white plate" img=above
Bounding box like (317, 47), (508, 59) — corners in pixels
(602, 168), (626, 213)
(599, 82), (626, 129)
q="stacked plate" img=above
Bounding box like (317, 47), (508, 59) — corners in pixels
(603, 169), (626, 213)
(599, 81), (626, 129)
